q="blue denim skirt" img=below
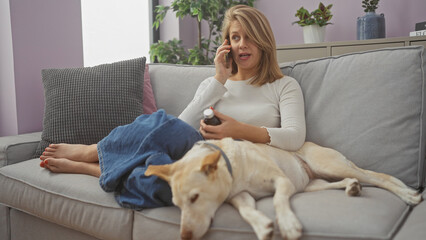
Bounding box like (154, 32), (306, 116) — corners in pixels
(97, 109), (203, 209)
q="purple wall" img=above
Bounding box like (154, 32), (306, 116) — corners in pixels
(0, 0), (84, 136)
(189, 0), (426, 46)
(255, 0), (426, 45)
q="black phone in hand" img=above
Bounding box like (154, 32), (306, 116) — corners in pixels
(225, 38), (232, 67)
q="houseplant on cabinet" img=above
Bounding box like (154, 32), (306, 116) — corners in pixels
(357, 0), (385, 40)
(293, 2), (333, 44)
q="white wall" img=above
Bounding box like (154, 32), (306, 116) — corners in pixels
(0, 0), (19, 136)
(81, 0), (151, 66)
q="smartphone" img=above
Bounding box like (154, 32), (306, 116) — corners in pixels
(225, 37), (232, 68)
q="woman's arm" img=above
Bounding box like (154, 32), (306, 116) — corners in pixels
(265, 77), (306, 151)
(178, 40), (233, 129)
(178, 78), (227, 128)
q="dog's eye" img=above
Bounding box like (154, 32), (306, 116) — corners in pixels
(190, 194), (199, 203)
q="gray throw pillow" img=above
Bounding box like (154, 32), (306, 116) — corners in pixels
(35, 57), (146, 157)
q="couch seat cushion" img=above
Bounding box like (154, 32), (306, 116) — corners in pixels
(394, 192), (426, 240)
(0, 159), (133, 240)
(133, 188), (410, 240)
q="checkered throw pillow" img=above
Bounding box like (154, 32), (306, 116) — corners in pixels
(35, 57), (146, 157)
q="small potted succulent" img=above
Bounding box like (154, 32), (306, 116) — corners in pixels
(293, 2), (333, 44)
(362, 0), (380, 12)
(357, 0), (385, 40)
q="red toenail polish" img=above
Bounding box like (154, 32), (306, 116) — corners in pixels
(44, 160), (48, 165)
(40, 162), (44, 167)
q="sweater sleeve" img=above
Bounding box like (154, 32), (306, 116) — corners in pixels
(178, 77), (227, 129)
(265, 77), (306, 151)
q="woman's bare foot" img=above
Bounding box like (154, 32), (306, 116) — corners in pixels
(40, 144), (98, 163)
(40, 158), (101, 177)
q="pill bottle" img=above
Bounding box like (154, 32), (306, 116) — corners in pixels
(203, 108), (221, 126)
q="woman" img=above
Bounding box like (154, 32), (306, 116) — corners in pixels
(40, 5), (306, 209)
(180, 5), (305, 150)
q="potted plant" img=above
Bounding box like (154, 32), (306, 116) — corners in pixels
(293, 2), (333, 44)
(357, 0), (385, 40)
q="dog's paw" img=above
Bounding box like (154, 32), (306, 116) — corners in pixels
(345, 178), (361, 197)
(259, 222), (274, 240)
(277, 216), (302, 240)
(251, 215), (274, 240)
(400, 188), (422, 206)
(253, 220), (274, 240)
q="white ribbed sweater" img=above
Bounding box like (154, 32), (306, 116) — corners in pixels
(179, 76), (306, 151)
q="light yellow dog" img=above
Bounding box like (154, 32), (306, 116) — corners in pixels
(146, 138), (422, 240)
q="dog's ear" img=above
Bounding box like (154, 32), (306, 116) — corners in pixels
(200, 150), (221, 176)
(145, 164), (172, 182)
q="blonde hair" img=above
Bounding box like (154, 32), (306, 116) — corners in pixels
(222, 5), (283, 86)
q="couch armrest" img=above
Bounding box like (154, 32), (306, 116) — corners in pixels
(0, 132), (41, 167)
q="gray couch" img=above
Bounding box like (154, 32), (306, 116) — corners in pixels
(1, 46), (425, 240)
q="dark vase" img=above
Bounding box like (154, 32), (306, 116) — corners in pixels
(357, 12), (386, 40)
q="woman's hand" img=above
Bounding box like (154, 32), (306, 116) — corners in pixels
(199, 108), (239, 140)
(214, 39), (233, 85)
(199, 108), (271, 144)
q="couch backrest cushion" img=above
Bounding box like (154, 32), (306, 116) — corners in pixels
(281, 46), (425, 189)
(148, 64), (215, 117)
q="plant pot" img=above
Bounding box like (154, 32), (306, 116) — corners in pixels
(357, 12), (386, 40)
(303, 25), (326, 44)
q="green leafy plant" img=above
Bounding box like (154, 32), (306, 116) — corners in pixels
(293, 2), (333, 27)
(149, 39), (187, 64)
(150, 0), (255, 65)
(362, 0), (380, 12)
